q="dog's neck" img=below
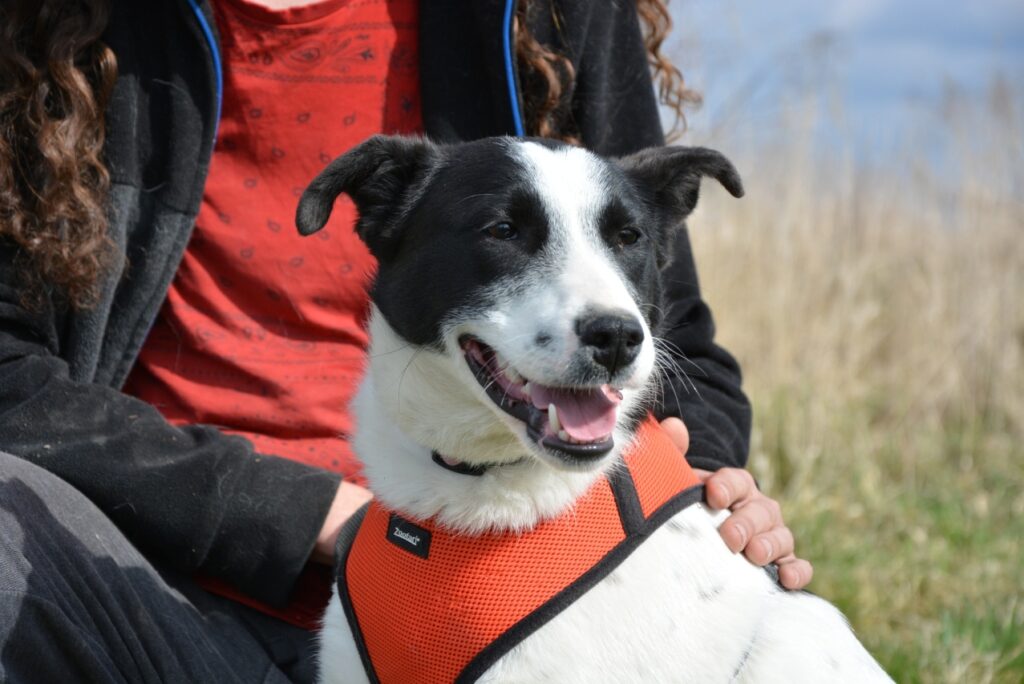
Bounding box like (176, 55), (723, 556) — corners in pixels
(351, 310), (614, 534)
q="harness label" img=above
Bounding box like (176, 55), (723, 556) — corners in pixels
(387, 513), (432, 559)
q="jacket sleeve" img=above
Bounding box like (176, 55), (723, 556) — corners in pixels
(651, 230), (752, 472)
(565, 1), (752, 470)
(0, 258), (340, 607)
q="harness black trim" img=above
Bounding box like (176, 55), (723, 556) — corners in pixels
(333, 502), (379, 684)
(455, 481), (706, 684)
(606, 465), (646, 536)
(334, 478), (786, 683)
(334, 468), (706, 683)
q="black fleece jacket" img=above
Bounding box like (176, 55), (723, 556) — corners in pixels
(0, 0), (750, 607)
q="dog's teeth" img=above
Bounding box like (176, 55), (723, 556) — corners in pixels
(505, 366), (523, 384)
(522, 382), (531, 394)
(558, 429), (569, 441)
(548, 404), (561, 433)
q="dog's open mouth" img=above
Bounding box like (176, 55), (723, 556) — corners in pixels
(461, 336), (622, 462)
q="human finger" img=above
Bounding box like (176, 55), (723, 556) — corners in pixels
(703, 466), (758, 510)
(717, 495), (782, 553)
(776, 555), (814, 590)
(745, 525), (795, 566)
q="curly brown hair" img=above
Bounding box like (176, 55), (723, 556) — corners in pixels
(0, 0), (118, 309)
(515, 0), (701, 144)
(1, 0), (696, 309)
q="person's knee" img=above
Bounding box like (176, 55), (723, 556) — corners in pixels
(0, 454), (137, 680)
(0, 449), (77, 497)
(0, 451), (126, 580)
(0, 451), (96, 537)
(0, 451), (149, 631)
(0, 453), (75, 611)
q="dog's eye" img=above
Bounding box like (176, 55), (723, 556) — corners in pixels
(616, 227), (642, 247)
(484, 222), (519, 240)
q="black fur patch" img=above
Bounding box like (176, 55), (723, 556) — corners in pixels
(297, 136), (743, 354)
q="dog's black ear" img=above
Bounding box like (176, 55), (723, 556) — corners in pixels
(617, 146), (744, 221)
(296, 135), (436, 257)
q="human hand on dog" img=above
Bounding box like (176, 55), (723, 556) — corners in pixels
(311, 480), (374, 565)
(660, 417), (814, 590)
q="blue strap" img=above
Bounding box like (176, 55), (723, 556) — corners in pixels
(186, 0), (223, 140)
(502, 0), (526, 137)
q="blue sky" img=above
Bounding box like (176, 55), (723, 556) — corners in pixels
(665, 0), (1024, 150)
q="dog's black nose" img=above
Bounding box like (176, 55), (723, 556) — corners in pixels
(577, 312), (644, 374)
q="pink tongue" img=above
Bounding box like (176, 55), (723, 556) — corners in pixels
(530, 384), (621, 441)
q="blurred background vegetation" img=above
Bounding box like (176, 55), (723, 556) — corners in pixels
(666, 2), (1023, 681)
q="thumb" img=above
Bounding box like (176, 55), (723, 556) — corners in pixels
(659, 416), (690, 456)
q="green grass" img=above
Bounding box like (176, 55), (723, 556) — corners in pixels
(683, 81), (1023, 682)
(732, 380), (1024, 681)
(758, 399), (1024, 682)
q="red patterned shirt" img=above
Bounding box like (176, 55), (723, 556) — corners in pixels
(124, 0), (421, 627)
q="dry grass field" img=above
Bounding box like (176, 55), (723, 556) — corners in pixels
(683, 83), (1024, 682)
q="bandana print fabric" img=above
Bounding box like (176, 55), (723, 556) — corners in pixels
(123, 0), (422, 628)
(125, 0), (422, 481)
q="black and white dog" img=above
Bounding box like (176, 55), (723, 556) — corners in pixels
(297, 136), (891, 683)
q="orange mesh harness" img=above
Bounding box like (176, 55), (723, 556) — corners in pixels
(333, 416), (703, 684)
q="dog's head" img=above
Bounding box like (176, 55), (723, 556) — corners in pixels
(297, 136), (742, 473)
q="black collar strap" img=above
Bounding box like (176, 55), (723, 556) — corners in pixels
(431, 452), (491, 477)
(430, 452), (528, 476)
